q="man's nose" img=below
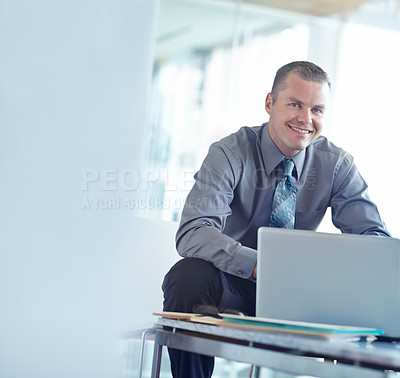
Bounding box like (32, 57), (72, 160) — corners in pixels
(298, 108), (312, 124)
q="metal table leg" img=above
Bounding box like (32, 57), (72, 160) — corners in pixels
(151, 331), (164, 378)
(138, 328), (156, 378)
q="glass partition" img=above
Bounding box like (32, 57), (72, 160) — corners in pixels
(141, 0), (400, 237)
(141, 0), (310, 221)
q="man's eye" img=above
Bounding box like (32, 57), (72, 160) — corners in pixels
(289, 103), (300, 108)
(312, 108), (323, 115)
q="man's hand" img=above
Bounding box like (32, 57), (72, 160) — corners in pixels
(252, 263), (257, 279)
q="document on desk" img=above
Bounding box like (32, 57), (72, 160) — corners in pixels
(153, 311), (384, 340)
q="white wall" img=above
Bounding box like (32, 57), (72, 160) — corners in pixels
(0, 1), (180, 377)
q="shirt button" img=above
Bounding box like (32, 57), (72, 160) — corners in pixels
(238, 270), (243, 276)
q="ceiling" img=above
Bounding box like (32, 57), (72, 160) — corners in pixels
(154, 0), (379, 62)
(239, 0), (374, 17)
(155, 0), (292, 60)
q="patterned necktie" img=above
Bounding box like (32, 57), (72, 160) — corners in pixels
(269, 159), (296, 229)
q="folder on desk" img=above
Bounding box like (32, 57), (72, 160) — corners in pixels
(217, 314), (384, 339)
(153, 311), (384, 340)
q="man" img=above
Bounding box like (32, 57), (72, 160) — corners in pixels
(162, 61), (390, 377)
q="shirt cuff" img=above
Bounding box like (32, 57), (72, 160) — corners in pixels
(229, 244), (257, 279)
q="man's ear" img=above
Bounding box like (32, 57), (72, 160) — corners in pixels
(265, 93), (273, 115)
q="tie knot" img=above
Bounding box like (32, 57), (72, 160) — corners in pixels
(282, 159), (294, 177)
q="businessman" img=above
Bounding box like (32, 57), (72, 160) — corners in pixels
(162, 61), (390, 377)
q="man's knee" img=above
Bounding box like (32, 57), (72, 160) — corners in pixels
(162, 258), (222, 312)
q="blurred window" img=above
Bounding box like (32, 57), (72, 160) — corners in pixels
(140, 0), (400, 238)
(141, 0), (309, 221)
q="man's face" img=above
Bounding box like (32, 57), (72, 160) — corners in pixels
(265, 72), (330, 157)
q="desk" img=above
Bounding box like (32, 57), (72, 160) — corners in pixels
(151, 318), (400, 378)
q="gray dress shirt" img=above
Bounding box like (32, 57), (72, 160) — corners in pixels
(176, 123), (390, 279)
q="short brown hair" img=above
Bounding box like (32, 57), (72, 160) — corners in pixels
(271, 61), (331, 102)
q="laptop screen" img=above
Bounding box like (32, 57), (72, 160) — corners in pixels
(256, 228), (400, 337)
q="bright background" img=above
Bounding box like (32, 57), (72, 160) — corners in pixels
(142, 0), (400, 239)
(1, 0), (399, 377)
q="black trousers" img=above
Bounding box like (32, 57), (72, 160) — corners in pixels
(162, 258), (256, 378)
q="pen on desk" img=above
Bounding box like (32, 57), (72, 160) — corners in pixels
(374, 335), (400, 343)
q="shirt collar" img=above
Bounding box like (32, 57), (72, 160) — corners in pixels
(261, 122), (306, 179)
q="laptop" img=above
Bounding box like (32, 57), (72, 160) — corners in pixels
(256, 228), (400, 337)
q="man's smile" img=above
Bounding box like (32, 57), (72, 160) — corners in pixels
(288, 124), (312, 134)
